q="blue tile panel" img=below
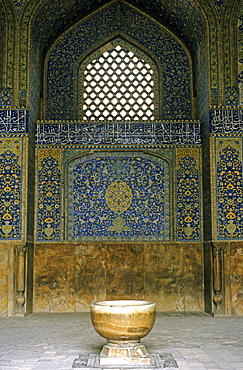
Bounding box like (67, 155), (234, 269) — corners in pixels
(37, 156), (61, 241)
(67, 152), (170, 241)
(217, 144), (243, 239)
(176, 155), (201, 241)
(0, 109), (28, 134)
(45, 2), (192, 121)
(0, 150), (21, 239)
(32, 0), (205, 60)
(36, 121), (201, 145)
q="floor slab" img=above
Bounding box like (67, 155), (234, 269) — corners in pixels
(0, 312), (242, 370)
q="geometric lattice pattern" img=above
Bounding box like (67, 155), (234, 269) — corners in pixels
(68, 153), (170, 241)
(217, 145), (243, 239)
(176, 154), (201, 241)
(80, 44), (155, 121)
(37, 156), (61, 241)
(0, 150), (21, 239)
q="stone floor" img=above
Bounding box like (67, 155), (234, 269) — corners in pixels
(0, 312), (242, 370)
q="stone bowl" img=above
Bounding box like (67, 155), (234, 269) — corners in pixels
(90, 300), (156, 344)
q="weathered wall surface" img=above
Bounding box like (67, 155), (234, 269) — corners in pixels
(0, 245), (9, 315)
(33, 241), (243, 315)
(229, 243), (243, 316)
(33, 242), (205, 313)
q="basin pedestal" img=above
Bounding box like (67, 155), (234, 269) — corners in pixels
(90, 300), (156, 367)
(100, 342), (150, 366)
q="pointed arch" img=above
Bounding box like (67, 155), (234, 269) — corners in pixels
(44, 1), (193, 120)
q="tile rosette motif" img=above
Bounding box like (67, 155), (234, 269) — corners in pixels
(68, 152), (169, 241)
(105, 179), (133, 232)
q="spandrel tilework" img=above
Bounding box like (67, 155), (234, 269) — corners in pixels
(45, 2), (191, 121)
(31, 0), (205, 58)
(216, 141), (243, 239)
(67, 152), (169, 241)
(0, 142), (22, 240)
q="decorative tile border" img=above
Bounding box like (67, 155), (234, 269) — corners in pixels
(36, 149), (61, 242)
(209, 107), (243, 134)
(0, 138), (23, 240)
(0, 109), (28, 134)
(215, 138), (243, 240)
(176, 148), (201, 241)
(36, 121), (201, 146)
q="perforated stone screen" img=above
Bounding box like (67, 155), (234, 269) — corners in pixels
(78, 40), (159, 121)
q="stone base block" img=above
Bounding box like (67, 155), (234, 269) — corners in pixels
(72, 353), (178, 369)
(100, 342), (150, 366)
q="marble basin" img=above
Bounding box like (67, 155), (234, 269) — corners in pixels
(90, 299), (156, 343)
(90, 300), (156, 366)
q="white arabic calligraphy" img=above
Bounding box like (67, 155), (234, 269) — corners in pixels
(36, 121), (201, 145)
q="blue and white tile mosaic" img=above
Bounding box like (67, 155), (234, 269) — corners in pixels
(45, 2), (192, 121)
(31, 0), (205, 60)
(176, 154), (201, 241)
(0, 148), (22, 239)
(216, 141), (243, 239)
(67, 152), (170, 241)
(37, 155), (61, 242)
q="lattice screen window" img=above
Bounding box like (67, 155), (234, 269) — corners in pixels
(78, 39), (159, 121)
